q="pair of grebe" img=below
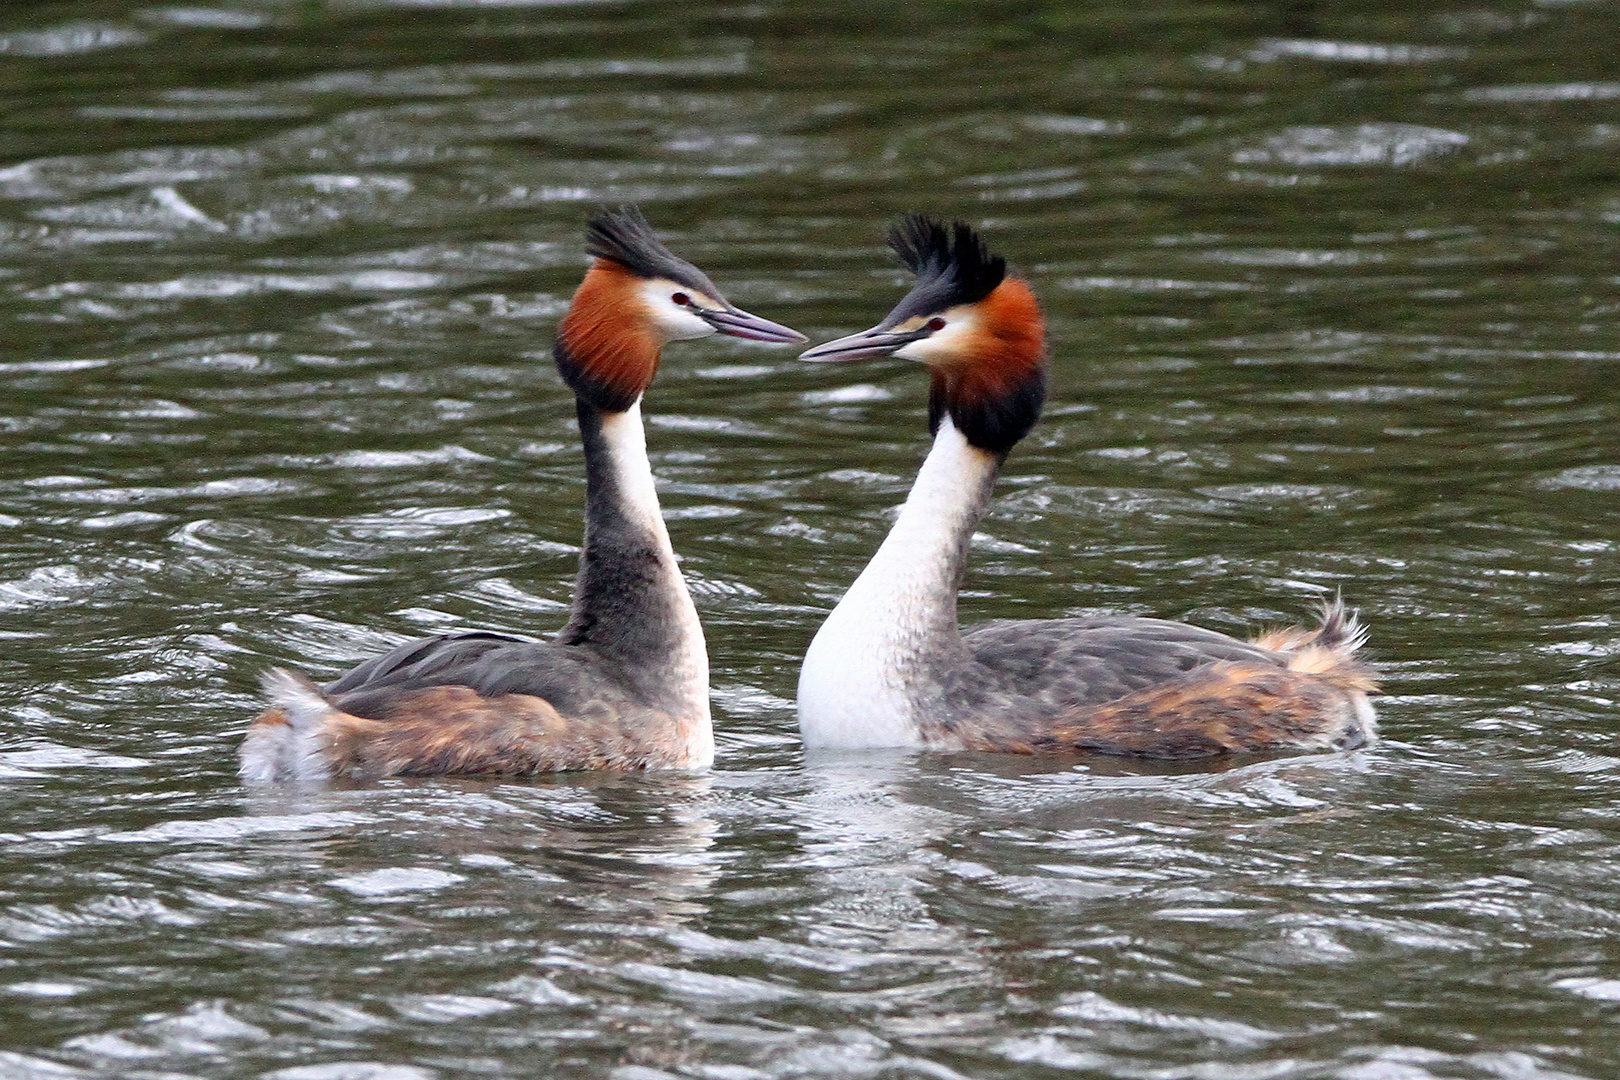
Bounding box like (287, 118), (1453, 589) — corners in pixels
(239, 208), (1376, 785)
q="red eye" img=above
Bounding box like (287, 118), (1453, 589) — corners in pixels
(926, 317), (947, 332)
(671, 292), (691, 307)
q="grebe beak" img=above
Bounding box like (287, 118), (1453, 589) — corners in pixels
(698, 306), (807, 344)
(797, 323), (929, 362)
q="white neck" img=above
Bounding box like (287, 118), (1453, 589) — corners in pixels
(599, 403), (673, 540)
(797, 418), (1001, 748)
(574, 402), (712, 766)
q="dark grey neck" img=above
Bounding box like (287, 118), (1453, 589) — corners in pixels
(557, 399), (705, 696)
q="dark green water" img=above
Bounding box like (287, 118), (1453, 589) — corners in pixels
(2, 1), (1619, 1076)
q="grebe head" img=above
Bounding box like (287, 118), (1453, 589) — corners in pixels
(799, 214), (1046, 455)
(556, 206), (805, 412)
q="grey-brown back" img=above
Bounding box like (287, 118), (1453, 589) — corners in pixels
(958, 616), (1284, 710)
(323, 631), (646, 724)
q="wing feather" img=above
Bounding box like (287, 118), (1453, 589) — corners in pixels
(962, 616), (1283, 707)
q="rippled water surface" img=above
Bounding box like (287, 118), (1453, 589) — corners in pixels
(3, 0), (1620, 1076)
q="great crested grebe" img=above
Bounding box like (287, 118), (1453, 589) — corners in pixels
(796, 215), (1377, 758)
(239, 206), (805, 784)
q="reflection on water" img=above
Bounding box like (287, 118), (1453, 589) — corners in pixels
(2, 0), (1620, 1076)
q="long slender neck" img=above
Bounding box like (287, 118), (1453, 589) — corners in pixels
(559, 398), (708, 722)
(797, 418), (1002, 748)
(852, 418), (1000, 643)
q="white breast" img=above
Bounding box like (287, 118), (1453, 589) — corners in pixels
(797, 419), (1000, 750)
(797, 596), (923, 749)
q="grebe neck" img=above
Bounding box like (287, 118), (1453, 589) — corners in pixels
(797, 417), (1001, 748)
(560, 399), (710, 737)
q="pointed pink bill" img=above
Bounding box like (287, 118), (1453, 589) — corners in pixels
(699, 306), (807, 344)
(798, 324), (925, 362)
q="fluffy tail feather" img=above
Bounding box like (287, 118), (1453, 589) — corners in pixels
(238, 667), (337, 786)
(1311, 594), (1368, 655)
(1254, 595), (1378, 694)
(259, 667), (332, 730)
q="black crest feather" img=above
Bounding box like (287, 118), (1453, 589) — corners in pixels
(883, 214), (1007, 321)
(584, 206), (722, 297)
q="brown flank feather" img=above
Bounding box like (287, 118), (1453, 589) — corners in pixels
(965, 662), (1367, 759)
(246, 684), (704, 780)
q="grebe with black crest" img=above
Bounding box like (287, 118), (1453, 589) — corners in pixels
(795, 215), (1376, 759)
(240, 207), (805, 785)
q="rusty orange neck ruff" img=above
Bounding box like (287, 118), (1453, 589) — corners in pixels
(554, 259), (661, 413)
(927, 278), (1047, 456)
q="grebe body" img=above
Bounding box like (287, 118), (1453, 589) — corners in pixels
(796, 216), (1376, 758)
(240, 207), (804, 785)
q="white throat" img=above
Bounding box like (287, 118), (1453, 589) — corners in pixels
(797, 418), (1000, 749)
(597, 402), (713, 767)
(599, 403), (675, 539)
